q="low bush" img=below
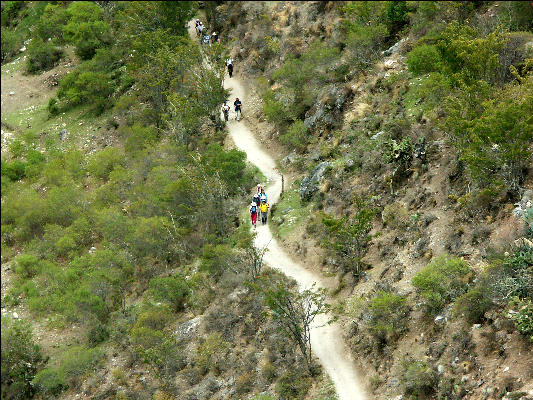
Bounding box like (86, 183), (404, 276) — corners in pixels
(87, 323), (109, 347)
(485, 244), (533, 305)
(1, 317), (43, 399)
(148, 275), (189, 312)
(32, 368), (65, 397)
(454, 287), (492, 324)
(412, 255), (472, 315)
(25, 37), (63, 74)
(13, 254), (41, 278)
(407, 44), (441, 75)
(275, 368), (312, 400)
(280, 120), (310, 153)
(366, 290), (410, 349)
(60, 346), (104, 388)
(507, 297), (533, 342)
(1, 26), (22, 63)
(400, 360), (438, 398)
(2, 160), (26, 181)
(87, 147), (125, 180)
(196, 333), (230, 375)
(34, 346), (103, 395)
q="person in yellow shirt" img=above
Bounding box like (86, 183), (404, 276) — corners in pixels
(260, 200), (269, 225)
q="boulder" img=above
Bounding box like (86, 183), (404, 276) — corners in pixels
(281, 151), (298, 166)
(382, 38), (406, 56)
(299, 161), (331, 201)
(304, 84), (348, 134)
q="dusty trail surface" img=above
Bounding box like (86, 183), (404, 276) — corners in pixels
(224, 68), (367, 400)
(188, 19), (366, 399)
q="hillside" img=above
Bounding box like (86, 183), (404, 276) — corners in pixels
(212, 1), (533, 398)
(1, 1), (533, 400)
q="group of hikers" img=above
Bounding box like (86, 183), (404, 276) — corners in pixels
(221, 96), (241, 122)
(196, 20), (263, 227)
(195, 19), (219, 46)
(250, 184), (269, 228)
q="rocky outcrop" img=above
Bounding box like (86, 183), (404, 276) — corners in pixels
(299, 161), (331, 201)
(304, 84), (348, 135)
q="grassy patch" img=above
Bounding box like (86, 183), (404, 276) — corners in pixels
(271, 185), (312, 240)
(1, 56), (25, 75)
(1, 102), (114, 154)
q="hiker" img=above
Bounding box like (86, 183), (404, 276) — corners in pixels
(256, 184), (263, 195)
(202, 32), (210, 46)
(226, 58), (233, 78)
(195, 19), (201, 36)
(197, 21), (204, 37)
(260, 200), (270, 225)
(250, 201), (258, 228)
(212, 31), (218, 43)
(234, 97), (242, 121)
(260, 187), (267, 205)
(221, 102), (230, 122)
(253, 192), (261, 208)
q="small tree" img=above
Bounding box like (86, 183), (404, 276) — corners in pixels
(244, 241), (269, 280)
(262, 281), (331, 372)
(322, 196), (378, 278)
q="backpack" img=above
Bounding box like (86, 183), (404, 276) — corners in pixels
(251, 205), (257, 213)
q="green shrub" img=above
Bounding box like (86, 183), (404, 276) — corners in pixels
(445, 78), (533, 193)
(486, 244), (533, 305)
(55, 234), (77, 256)
(1, 1), (27, 27)
(400, 360), (438, 398)
(13, 254), (41, 278)
(1, 160), (26, 181)
(124, 124), (158, 155)
(366, 291), (410, 348)
(280, 120), (309, 153)
(88, 323), (109, 347)
(1, 317), (43, 400)
(32, 368), (64, 397)
(202, 144), (251, 195)
(1, 26), (22, 63)
(196, 333), (230, 375)
(149, 275), (189, 312)
(383, 137), (414, 166)
(454, 287), (492, 324)
(60, 346), (104, 388)
(62, 2), (110, 60)
(130, 326), (164, 351)
(134, 307), (173, 331)
(35, 3), (69, 42)
(275, 369), (312, 400)
(261, 88), (292, 127)
(507, 297), (533, 342)
(407, 44), (441, 75)
(25, 37), (63, 74)
(87, 147), (125, 180)
(412, 255), (472, 315)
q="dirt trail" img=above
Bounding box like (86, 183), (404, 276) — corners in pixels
(222, 51), (367, 400)
(188, 20), (366, 399)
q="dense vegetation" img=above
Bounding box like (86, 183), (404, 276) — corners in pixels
(2, 1), (533, 399)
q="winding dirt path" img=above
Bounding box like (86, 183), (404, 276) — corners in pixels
(225, 76), (367, 400)
(187, 20), (366, 399)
